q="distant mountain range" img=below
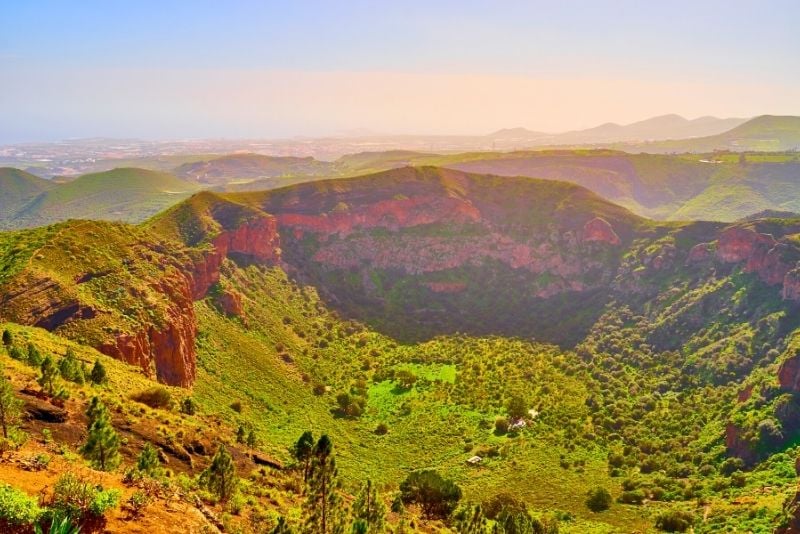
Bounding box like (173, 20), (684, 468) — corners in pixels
(487, 114), (748, 144)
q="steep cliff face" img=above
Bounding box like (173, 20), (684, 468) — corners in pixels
(0, 212), (281, 387)
(714, 225), (800, 300)
(277, 195), (481, 240)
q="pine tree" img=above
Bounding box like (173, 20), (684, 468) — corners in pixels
(80, 398), (121, 471)
(236, 424), (247, 444)
(456, 504), (487, 534)
(246, 428), (257, 448)
(303, 434), (345, 534)
(136, 442), (162, 476)
(27, 343), (42, 366)
(38, 355), (59, 396)
(271, 516), (295, 534)
(85, 395), (103, 428)
(90, 358), (107, 385)
(201, 444), (237, 501)
(0, 371), (23, 440)
(59, 348), (82, 383)
(2, 329), (12, 348)
(352, 479), (386, 532)
(293, 430), (315, 482)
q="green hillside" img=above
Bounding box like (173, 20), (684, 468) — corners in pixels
(174, 153), (335, 186)
(635, 116), (800, 153)
(4, 168), (800, 532)
(3, 167), (200, 229)
(0, 168), (54, 228)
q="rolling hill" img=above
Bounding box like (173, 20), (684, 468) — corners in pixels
(631, 115), (800, 153)
(1, 167), (200, 229)
(173, 153), (335, 186)
(551, 114), (747, 144)
(0, 167), (55, 223)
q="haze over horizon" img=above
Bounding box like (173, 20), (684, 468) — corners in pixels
(2, 0), (799, 144)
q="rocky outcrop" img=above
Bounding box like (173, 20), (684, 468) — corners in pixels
(215, 289), (245, 318)
(191, 216), (281, 298)
(0, 215), (280, 388)
(725, 422), (757, 466)
(686, 242), (714, 264)
(715, 226), (800, 300)
(276, 196), (481, 239)
(716, 227), (776, 264)
(784, 269), (800, 301)
(582, 217), (621, 246)
(779, 353), (800, 392)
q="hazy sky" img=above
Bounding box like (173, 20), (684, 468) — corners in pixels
(2, 0), (799, 143)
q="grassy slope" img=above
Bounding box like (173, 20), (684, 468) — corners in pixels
(0, 168), (55, 228)
(7, 168), (199, 229)
(191, 266), (653, 532)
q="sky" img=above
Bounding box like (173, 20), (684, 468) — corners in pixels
(1, 0), (799, 143)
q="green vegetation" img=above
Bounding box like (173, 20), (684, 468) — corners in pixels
(0, 167), (199, 230)
(5, 165), (800, 532)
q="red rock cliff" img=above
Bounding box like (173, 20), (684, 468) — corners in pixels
(582, 218), (621, 246)
(715, 226), (800, 299)
(276, 196), (481, 239)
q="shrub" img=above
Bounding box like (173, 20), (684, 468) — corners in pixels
(494, 417), (510, 435)
(618, 489), (645, 505)
(123, 490), (151, 519)
(0, 483), (42, 526)
(730, 470), (747, 488)
(335, 392), (365, 417)
(720, 457), (744, 476)
(395, 369), (417, 390)
(375, 423), (389, 435)
(35, 511), (80, 534)
(655, 510), (694, 532)
(50, 473), (120, 520)
(180, 397), (198, 415)
(506, 395), (527, 420)
(399, 470), (461, 518)
(90, 359), (107, 385)
(131, 387), (173, 409)
(136, 442), (162, 477)
(482, 492), (527, 519)
(586, 487), (612, 512)
(230, 401), (243, 413)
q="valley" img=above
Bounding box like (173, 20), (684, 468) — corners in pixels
(3, 167), (800, 532)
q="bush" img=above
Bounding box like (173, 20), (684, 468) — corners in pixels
(482, 492), (527, 519)
(400, 470), (462, 518)
(730, 470), (747, 488)
(131, 387), (173, 409)
(230, 401), (243, 413)
(586, 487), (612, 512)
(180, 397), (198, 415)
(90, 359), (107, 385)
(123, 491), (151, 519)
(335, 392), (365, 418)
(50, 473), (120, 520)
(655, 510), (694, 532)
(375, 423), (389, 435)
(720, 457), (744, 476)
(494, 417), (510, 435)
(0, 483), (42, 526)
(618, 489), (645, 505)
